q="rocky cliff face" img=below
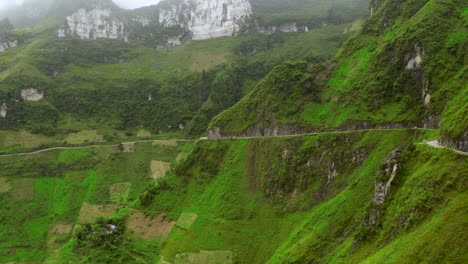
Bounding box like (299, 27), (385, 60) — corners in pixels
(58, 8), (127, 40)
(0, 40), (17, 52)
(365, 147), (403, 226)
(58, 0), (252, 43)
(159, 0), (251, 40)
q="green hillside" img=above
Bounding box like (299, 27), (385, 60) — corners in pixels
(210, 0), (467, 151)
(0, 0), (367, 141)
(0, 0), (466, 263)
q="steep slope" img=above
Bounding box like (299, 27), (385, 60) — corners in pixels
(209, 0), (467, 151)
(0, 0), (367, 144)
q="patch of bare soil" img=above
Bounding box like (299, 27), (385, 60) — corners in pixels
(127, 211), (175, 241)
(122, 142), (135, 153)
(150, 160), (171, 180)
(50, 223), (72, 235)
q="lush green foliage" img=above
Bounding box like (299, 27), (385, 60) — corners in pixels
(0, 21), (352, 138)
(211, 0), (467, 145)
(0, 141), (183, 263)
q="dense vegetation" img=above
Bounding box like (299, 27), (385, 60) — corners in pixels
(0, 18), (355, 140)
(211, 0), (467, 150)
(0, 0), (466, 263)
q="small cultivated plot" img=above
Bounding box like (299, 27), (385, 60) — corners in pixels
(126, 211), (175, 241)
(0, 177), (12, 193)
(109, 182), (132, 204)
(63, 130), (104, 145)
(47, 223), (73, 253)
(0, 131), (53, 149)
(175, 213), (198, 230)
(10, 178), (35, 201)
(122, 142), (135, 153)
(77, 202), (120, 224)
(137, 129), (152, 138)
(174, 251), (233, 264)
(150, 160), (171, 180)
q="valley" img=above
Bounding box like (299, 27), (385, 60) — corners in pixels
(0, 0), (466, 263)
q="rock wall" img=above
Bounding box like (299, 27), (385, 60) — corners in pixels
(21, 88), (44, 102)
(365, 146), (403, 226)
(0, 103), (6, 118)
(0, 40), (17, 52)
(58, 8), (126, 40)
(441, 132), (468, 152)
(158, 0), (252, 40)
(259, 22), (300, 34)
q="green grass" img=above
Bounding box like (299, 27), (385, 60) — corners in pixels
(0, 129), (465, 263)
(210, 0), (466, 142)
(0, 141), (188, 263)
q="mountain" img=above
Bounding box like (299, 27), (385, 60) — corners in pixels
(209, 0), (467, 152)
(0, 0), (368, 140)
(0, 0), (466, 263)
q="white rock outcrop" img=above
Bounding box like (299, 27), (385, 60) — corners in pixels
(59, 8), (126, 40)
(0, 40), (17, 52)
(21, 88), (44, 102)
(260, 22), (298, 34)
(159, 0), (252, 40)
(0, 103), (7, 118)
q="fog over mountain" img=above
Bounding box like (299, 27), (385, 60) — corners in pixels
(0, 0), (161, 12)
(113, 0), (161, 9)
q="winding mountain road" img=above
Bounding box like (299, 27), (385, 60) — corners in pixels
(424, 140), (467, 156)
(0, 128), (466, 158)
(0, 140), (192, 158)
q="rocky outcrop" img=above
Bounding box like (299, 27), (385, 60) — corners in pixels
(260, 22), (300, 34)
(365, 146), (403, 226)
(21, 88), (44, 102)
(404, 44), (433, 113)
(0, 103), (6, 118)
(158, 0), (252, 40)
(208, 122), (308, 139)
(0, 40), (17, 52)
(58, 8), (127, 40)
(441, 132), (468, 152)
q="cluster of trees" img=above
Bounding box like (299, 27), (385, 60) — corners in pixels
(76, 217), (126, 248)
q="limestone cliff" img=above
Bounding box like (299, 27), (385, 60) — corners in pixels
(58, 0), (252, 43)
(58, 8), (127, 40)
(158, 0), (252, 40)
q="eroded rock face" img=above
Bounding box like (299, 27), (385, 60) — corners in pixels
(366, 146), (403, 226)
(441, 132), (468, 152)
(59, 8), (126, 40)
(0, 40), (17, 52)
(405, 44), (432, 109)
(21, 88), (44, 102)
(159, 0), (252, 40)
(0, 103), (6, 118)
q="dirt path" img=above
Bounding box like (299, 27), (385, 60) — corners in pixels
(0, 139), (193, 158)
(424, 140), (467, 156)
(4, 128), (465, 158)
